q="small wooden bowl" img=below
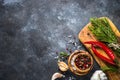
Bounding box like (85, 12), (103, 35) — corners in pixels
(68, 50), (93, 76)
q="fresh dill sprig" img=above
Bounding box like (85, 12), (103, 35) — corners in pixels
(89, 17), (118, 43)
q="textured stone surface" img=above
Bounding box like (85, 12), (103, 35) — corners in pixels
(0, 0), (120, 80)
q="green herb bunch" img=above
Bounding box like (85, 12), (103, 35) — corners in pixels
(89, 17), (117, 43)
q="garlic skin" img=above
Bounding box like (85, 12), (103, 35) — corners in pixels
(51, 72), (64, 80)
(58, 61), (68, 71)
(90, 70), (108, 80)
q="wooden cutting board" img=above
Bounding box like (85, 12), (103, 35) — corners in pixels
(78, 17), (120, 80)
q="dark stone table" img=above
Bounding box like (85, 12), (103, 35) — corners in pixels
(0, 0), (120, 80)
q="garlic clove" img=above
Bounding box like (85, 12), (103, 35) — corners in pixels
(58, 61), (68, 71)
(51, 72), (64, 80)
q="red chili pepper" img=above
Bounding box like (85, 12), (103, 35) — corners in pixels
(91, 45), (116, 65)
(84, 41), (115, 61)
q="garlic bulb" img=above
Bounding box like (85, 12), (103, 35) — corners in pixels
(51, 72), (64, 80)
(90, 70), (108, 80)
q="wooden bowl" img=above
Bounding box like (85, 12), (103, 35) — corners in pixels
(68, 50), (93, 76)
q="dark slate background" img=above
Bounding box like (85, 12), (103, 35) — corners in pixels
(0, 0), (120, 80)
